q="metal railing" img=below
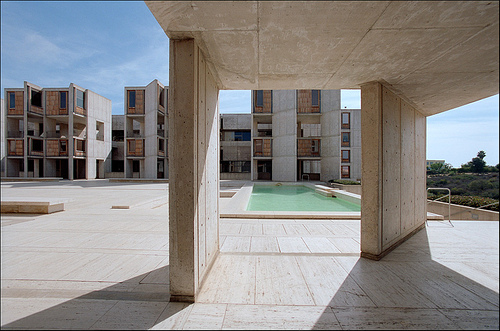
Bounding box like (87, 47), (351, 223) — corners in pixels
(427, 187), (453, 227)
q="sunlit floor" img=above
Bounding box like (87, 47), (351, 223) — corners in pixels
(1, 180), (498, 330)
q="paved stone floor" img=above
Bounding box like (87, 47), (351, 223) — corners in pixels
(1, 180), (499, 329)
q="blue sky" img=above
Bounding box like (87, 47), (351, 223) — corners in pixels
(1, 1), (498, 167)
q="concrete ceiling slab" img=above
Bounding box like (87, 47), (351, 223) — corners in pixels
(146, 1), (499, 115)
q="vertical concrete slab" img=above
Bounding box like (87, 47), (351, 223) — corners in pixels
(320, 90), (341, 182)
(360, 81), (426, 260)
(145, 81), (158, 178)
(169, 38), (220, 302)
(272, 90), (296, 182)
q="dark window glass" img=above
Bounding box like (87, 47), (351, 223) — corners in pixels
(60, 92), (67, 109)
(9, 92), (15, 109)
(76, 90), (85, 109)
(133, 160), (140, 172)
(31, 90), (42, 107)
(129, 91), (136, 108)
(32, 139), (43, 152)
(342, 132), (350, 142)
(312, 90), (319, 106)
(159, 88), (165, 107)
(256, 90), (263, 107)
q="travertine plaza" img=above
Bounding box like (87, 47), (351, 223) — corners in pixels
(1, 1), (499, 329)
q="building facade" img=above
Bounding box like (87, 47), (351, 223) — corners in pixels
(220, 114), (251, 180)
(123, 79), (168, 179)
(250, 89), (361, 182)
(3, 81), (112, 179)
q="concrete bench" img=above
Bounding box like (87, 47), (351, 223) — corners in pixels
(1, 198), (65, 214)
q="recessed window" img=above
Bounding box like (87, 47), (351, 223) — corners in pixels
(159, 87), (165, 107)
(255, 90), (264, 107)
(31, 90), (42, 107)
(342, 132), (350, 147)
(342, 150), (350, 163)
(76, 90), (85, 109)
(341, 112), (350, 129)
(311, 139), (319, 153)
(341, 165), (350, 178)
(96, 121), (104, 141)
(60, 140), (67, 152)
(60, 92), (67, 109)
(128, 90), (136, 108)
(9, 92), (15, 109)
(312, 90), (320, 106)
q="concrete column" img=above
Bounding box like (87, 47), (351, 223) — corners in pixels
(272, 90), (296, 182)
(360, 82), (426, 260)
(169, 38), (220, 302)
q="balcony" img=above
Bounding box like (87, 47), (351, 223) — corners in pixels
(28, 138), (44, 157)
(297, 138), (321, 157)
(253, 138), (272, 157)
(28, 105), (44, 115)
(74, 138), (86, 157)
(46, 139), (69, 157)
(7, 139), (23, 156)
(7, 131), (24, 138)
(127, 138), (144, 157)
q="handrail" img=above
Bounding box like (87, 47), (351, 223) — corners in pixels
(427, 188), (453, 227)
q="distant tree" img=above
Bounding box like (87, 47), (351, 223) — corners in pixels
(469, 150), (487, 173)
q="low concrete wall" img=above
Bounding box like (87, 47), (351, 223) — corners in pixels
(105, 172), (125, 178)
(220, 172), (251, 180)
(427, 200), (499, 221)
(330, 183), (362, 195)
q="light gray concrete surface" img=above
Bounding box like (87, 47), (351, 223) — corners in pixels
(1, 180), (498, 329)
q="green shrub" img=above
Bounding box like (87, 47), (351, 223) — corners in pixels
(329, 179), (361, 185)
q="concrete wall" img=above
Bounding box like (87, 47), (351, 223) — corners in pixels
(145, 80), (158, 179)
(169, 39), (220, 302)
(221, 114), (251, 130)
(86, 90), (112, 179)
(272, 90), (296, 181)
(1, 98), (5, 177)
(350, 109), (362, 181)
(320, 90), (341, 182)
(220, 172), (251, 180)
(361, 82), (427, 260)
(427, 200), (499, 221)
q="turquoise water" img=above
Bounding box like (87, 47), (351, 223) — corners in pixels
(246, 185), (361, 212)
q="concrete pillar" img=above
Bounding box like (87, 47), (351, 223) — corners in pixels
(169, 38), (220, 302)
(272, 90), (296, 182)
(360, 82), (426, 260)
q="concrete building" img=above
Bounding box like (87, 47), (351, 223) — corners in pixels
(1, 98), (5, 177)
(426, 159), (446, 169)
(123, 79), (168, 179)
(220, 114), (251, 180)
(3, 81), (112, 179)
(251, 89), (361, 182)
(146, 1), (498, 302)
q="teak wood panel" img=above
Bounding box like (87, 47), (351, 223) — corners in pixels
(297, 90), (320, 113)
(253, 90), (272, 113)
(8, 92), (24, 115)
(46, 91), (68, 115)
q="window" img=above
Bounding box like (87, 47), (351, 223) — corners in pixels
(9, 92), (15, 109)
(128, 90), (136, 108)
(60, 92), (67, 109)
(159, 88), (165, 107)
(312, 90), (320, 106)
(31, 90), (42, 107)
(60, 140), (67, 152)
(341, 165), (350, 178)
(76, 90), (85, 109)
(76, 139), (86, 152)
(32, 139), (43, 152)
(311, 139), (319, 153)
(255, 90), (263, 107)
(159, 138), (165, 152)
(342, 132), (350, 147)
(96, 121), (104, 141)
(341, 112), (350, 129)
(341, 150), (350, 163)
(133, 160), (140, 172)
(234, 131), (251, 141)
